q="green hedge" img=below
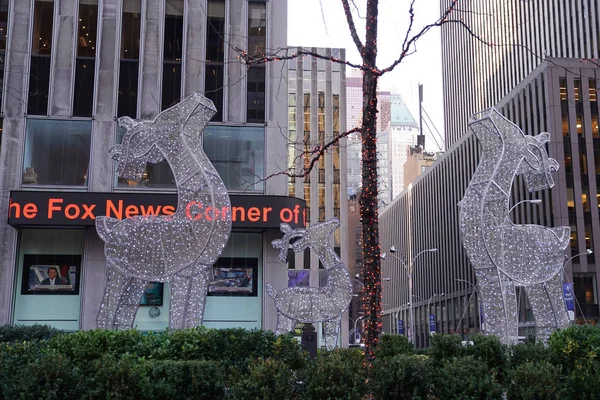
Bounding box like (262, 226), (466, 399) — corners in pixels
(1, 325), (600, 399)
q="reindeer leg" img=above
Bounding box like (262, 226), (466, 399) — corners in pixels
(275, 313), (295, 335)
(97, 265), (128, 329)
(170, 265), (210, 329)
(170, 266), (192, 329)
(323, 317), (341, 350)
(183, 264), (210, 328)
(114, 278), (148, 330)
(527, 274), (569, 343)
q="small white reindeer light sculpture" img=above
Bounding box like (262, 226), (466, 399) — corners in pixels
(268, 218), (352, 350)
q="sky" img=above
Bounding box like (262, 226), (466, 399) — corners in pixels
(287, 0), (445, 151)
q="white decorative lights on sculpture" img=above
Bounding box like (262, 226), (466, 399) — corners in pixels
(268, 218), (352, 350)
(459, 108), (570, 344)
(96, 93), (232, 330)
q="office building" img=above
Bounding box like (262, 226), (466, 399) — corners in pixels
(390, 94), (419, 197)
(0, 0), (317, 338)
(380, 58), (600, 346)
(440, 0), (600, 146)
(287, 47), (350, 344)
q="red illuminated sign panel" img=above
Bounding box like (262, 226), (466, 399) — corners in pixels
(8, 191), (307, 229)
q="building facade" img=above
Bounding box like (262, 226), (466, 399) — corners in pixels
(440, 0), (600, 146)
(287, 47), (350, 344)
(0, 0), (318, 337)
(380, 58), (600, 346)
(390, 94), (419, 198)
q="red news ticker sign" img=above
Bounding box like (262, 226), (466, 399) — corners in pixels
(8, 191), (307, 229)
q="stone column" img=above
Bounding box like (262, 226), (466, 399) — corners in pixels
(182, 0), (206, 96)
(48, 0), (77, 116)
(0, 0), (34, 324)
(225, 0), (244, 122)
(138, 0), (163, 120)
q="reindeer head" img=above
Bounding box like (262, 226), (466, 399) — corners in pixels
(109, 93), (217, 182)
(518, 133), (559, 192)
(271, 218), (340, 262)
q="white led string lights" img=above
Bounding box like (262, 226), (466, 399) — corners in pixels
(96, 93), (232, 330)
(268, 218), (352, 350)
(459, 108), (569, 344)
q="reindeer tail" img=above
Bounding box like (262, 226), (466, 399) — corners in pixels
(266, 284), (277, 298)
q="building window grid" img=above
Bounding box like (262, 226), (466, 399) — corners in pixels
(73, 0), (98, 117)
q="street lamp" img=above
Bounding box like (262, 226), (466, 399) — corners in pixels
(385, 246), (438, 343)
(349, 316), (364, 344)
(508, 199), (542, 213)
(427, 293), (444, 337)
(454, 278), (479, 334)
(562, 249), (593, 324)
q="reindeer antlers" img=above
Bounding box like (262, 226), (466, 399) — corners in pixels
(272, 223), (306, 262)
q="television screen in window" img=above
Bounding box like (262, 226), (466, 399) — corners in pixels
(21, 254), (81, 295)
(208, 257), (258, 296)
(140, 282), (164, 306)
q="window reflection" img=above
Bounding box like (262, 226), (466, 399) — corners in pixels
(73, 0), (97, 117)
(28, 0), (54, 115)
(23, 119), (91, 186)
(203, 125), (265, 191)
(162, 0), (183, 110)
(0, 0), (8, 109)
(205, 0), (224, 121)
(574, 274), (597, 305)
(247, 2), (266, 123)
(118, 0), (141, 118)
(115, 127), (175, 188)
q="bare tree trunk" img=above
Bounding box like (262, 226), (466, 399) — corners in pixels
(360, 0), (381, 366)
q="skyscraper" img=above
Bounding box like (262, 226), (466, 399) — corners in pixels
(389, 94), (419, 198)
(441, 0), (600, 145)
(0, 0), (306, 336)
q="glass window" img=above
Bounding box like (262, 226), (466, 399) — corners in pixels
(205, 0), (224, 121)
(28, 0), (54, 115)
(73, 0), (98, 117)
(115, 127), (175, 189)
(162, 0), (183, 110)
(12, 229), (84, 330)
(203, 125), (264, 191)
(574, 274), (597, 305)
(23, 119), (91, 186)
(118, 0), (141, 118)
(0, 0), (8, 109)
(204, 233), (263, 330)
(246, 2), (266, 123)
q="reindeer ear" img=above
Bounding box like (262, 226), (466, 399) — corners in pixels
(118, 117), (136, 131)
(536, 132), (550, 144)
(271, 239), (284, 250)
(280, 223), (292, 234)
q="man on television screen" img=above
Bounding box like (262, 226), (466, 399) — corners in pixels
(41, 267), (66, 286)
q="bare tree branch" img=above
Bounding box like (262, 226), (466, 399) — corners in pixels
(254, 127), (361, 183)
(235, 47), (365, 70)
(341, 0), (365, 54)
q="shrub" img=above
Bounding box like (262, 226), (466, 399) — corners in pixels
(302, 348), (367, 400)
(548, 325), (600, 371)
(429, 333), (464, 360)
(506, 361), (562, 400)
(0, 341), (45, 400)
(560, 359), (600, 400)
(45, 329), (157, 363)
(229, 358), (297, 400)
(140, 359), (226, 400)
(508, 341), (550, 369)
(468, 333), (507, 382)
(0, 324), (62, 342)
(371, 354), (432, 400)
(431, 355), (504, 400)
(376, 334), (413, 359)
